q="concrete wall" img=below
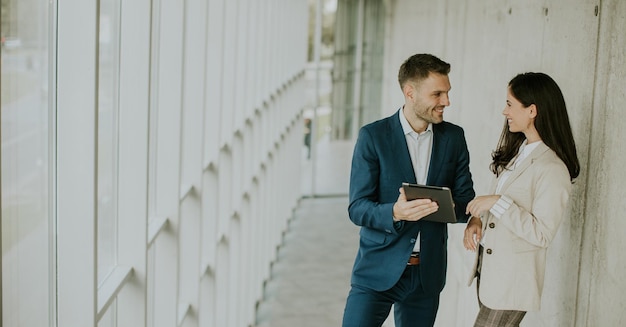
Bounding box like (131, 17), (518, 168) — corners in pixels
(380, 0), (626, 326)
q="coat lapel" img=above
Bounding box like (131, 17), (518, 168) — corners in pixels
(497, 142), (550, 193)
(389, 109), (417, 184)
(427, 123), (449, 185)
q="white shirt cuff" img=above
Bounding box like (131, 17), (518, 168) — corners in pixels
(489, 195), (513, 219)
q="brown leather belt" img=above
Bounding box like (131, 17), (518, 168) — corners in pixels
(407, 253), (420, 265)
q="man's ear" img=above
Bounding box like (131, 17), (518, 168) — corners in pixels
(528, 104), (538, 118)
(403, 83), (415, 100)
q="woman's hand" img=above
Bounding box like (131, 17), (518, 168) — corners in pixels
(465, 195), (500, 218)
(464, 216), (482, 251)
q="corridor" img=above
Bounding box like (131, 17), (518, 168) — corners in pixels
(254, 195), (357, 326)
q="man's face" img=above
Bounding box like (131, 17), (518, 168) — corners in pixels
(405, 73), (451, 125)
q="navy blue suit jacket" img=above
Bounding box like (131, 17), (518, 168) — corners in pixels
(348, 110), (475, 294)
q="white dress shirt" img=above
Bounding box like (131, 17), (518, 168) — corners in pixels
(491, 140), (542, 217)
(399, 109), (433, 253)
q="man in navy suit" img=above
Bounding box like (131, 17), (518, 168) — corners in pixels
(342, 53), (475, 327)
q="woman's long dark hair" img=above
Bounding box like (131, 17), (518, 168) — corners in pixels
(490, 72), (580, 180)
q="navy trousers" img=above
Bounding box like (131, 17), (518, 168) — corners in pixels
(342, 265), (440, 327)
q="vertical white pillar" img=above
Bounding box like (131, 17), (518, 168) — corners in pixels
(116, 0), (152, 325)
(56, 0), (98, 325)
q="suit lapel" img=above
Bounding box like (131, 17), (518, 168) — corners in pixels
(498, 142), (550, 193)
(388, 110), (417, 184)
(427, 123), (449, 185)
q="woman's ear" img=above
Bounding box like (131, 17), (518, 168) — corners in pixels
(528, 104), (538, 118)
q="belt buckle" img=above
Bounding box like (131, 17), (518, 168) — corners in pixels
(407, 252), (420, 265)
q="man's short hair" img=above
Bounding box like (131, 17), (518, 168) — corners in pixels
(398, 53), (451, 89)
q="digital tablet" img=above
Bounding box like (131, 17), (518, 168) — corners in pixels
(401, 182), (456, 223)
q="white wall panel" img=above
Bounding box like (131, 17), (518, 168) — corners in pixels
(203, 0), (225, 165)
(199, 168), (218, 327)
(56, 0), (98, 324)
(219, 0), (238, 144)
(116, 0), (152, 325)
(152, 0), (185, 324)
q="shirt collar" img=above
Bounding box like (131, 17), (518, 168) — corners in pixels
(519, 139), (543, 157)
(399, 107), (432, 136)
(511, 139), (543, 169)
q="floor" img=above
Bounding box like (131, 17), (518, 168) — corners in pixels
(253, 196), (359, 327)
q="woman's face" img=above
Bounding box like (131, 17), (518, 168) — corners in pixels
(503, 87), (535, 135)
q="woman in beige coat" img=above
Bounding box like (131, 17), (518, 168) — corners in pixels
(463, 72), (580, 326)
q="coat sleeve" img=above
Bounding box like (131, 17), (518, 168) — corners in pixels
(348, 127), (397, 234)
(450, 129), (475, 223)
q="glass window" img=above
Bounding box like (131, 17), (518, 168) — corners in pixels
(1, 0), (54, 325)
(97, 0), (121, 285)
